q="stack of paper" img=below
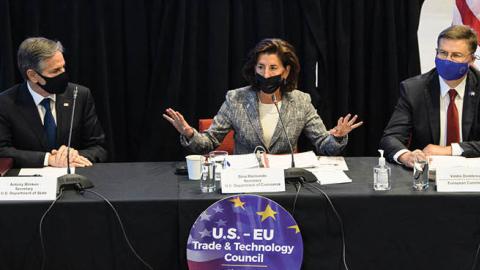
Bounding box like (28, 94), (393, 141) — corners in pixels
(266, 151), (319, 169)
(225, 153), (259, 169)
(306, 167), (352, 185)
(317, 156), (349, 171)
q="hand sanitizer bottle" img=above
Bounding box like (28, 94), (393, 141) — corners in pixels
(374, 149), (391, 190)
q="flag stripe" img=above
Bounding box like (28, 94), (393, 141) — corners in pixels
(456, 0), (480, 39)
(466, 0), (480, 21)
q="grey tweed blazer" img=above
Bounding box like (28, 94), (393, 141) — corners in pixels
(181, 86), (347, 155)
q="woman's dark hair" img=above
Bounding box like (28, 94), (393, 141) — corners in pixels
(242, 38), (300, 92)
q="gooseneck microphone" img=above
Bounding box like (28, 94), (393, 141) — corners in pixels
(66, 87), (78, 175)
(272, 94), (295, 167)
(271, 94), (317, 183)
(57, 86), (93, 194)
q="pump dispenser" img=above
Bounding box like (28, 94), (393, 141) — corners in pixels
(374, 149), (391, 190)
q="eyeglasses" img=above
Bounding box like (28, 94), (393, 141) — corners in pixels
(436, 48), (472, 63)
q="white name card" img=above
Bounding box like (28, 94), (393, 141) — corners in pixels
(0, 177), (57, 200)
(221, 168), (285, 193)
(436, 167), (480, 192)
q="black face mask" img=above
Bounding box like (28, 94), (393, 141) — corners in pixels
(254, 73), (284, 94)
(36, 71), (69, 94)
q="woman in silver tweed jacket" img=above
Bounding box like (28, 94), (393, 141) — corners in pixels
(164, 39), (362, 155)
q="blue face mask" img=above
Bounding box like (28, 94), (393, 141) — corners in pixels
(435, 57), (469, 81)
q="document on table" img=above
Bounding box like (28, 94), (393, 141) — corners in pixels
(317, 156), (349, 171)
(306, 167), (352, 185)
(225, 153), (260, 169)
(266, 151), (319, 169)
(19, 167), (74, 178)
(226, 151), (321, 169)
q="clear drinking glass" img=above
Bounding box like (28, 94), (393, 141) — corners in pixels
(413, 155), (429, 191)
(200, 157), (216, 193)
(209, 150), (229, 181)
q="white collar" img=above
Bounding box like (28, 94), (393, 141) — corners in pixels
(27, 81), (56, 105)
(438, 75), (466, 99)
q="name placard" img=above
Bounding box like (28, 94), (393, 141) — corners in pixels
(436, 167), (480, 192)
(0, 177), (57, 200)
(221, 168), (285, 193)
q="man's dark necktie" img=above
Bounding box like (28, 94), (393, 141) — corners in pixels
(40, 98), (56, 150)
(446, 89), (460, 146)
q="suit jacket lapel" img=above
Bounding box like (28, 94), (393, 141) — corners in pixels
(425, 74), (440, 145)
(462, 70), (479, 140)
(243, 90), (268, 148)
(15, 82), (49, 149)
(56, 88), (73, 146)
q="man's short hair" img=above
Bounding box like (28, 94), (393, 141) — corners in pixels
(437, 25), (478, 54)
(17, 37), (64, 80)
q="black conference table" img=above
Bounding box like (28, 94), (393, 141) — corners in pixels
(1, 158), (480, 270)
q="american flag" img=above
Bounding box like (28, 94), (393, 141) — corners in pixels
(453, 0), (480, 36)
(453, 0), (480, 66)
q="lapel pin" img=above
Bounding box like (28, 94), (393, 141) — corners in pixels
(470, 91), (476, 97)
(63, 103), (69, 107)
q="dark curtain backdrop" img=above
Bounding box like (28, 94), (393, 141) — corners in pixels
(0, 0), (424, 162)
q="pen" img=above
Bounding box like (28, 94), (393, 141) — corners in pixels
(14, 174), (42, 177)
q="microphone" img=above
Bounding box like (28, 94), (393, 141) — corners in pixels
(272, 94), (295, 167)
(57, 86), (94, 194)
(271, 94), (317, 183)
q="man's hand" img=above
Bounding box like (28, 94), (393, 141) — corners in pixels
(422, 144), (452, 156)
(48, 145), (92, 167)
(398, 149), (426, 168)
(70, 155), (93, 167)
(51, 145), (78, 166)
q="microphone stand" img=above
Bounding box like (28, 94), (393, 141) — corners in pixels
(272, 94), (317, 184)
(57, 86), (93, 194)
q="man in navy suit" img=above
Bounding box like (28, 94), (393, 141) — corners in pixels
(380, 25), (480, 167)
(0, 37), (107, 168)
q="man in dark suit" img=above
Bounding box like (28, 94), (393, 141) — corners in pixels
(0, 37), (107, 168)
(380, 25), (480, 167)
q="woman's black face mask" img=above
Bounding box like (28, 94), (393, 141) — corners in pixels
(254, 73), (284, 94)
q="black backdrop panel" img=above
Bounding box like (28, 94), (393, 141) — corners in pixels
(0, 0), (424, 162)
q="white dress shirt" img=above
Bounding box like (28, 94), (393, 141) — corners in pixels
(438, 76), (464, 150)
(258, 101), (281, 148)
(393, 76), (465, 163)
(27, 81), (57, 166)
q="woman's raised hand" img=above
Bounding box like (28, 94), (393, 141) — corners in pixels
(163, 108), (194, 138)
(329, 114), (363, 137)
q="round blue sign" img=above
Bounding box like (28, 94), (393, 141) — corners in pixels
(187, 194), (303, 270)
